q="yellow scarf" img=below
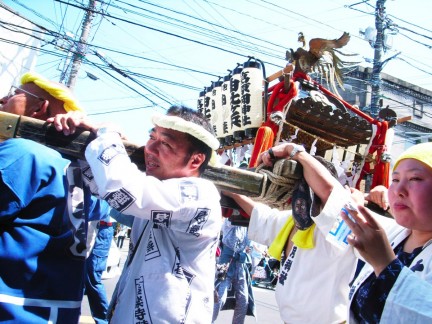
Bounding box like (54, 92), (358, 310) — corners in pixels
(267, 216), (315, 261)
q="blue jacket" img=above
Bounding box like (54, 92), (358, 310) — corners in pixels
(0, 139), (109, 323)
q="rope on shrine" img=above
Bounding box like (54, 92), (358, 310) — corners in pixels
(252, 162), (298, 210)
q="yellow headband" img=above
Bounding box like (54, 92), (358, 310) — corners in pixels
(21, 72), (85, 112)
(393, 142), (432, 171)
(152, 113), (219, 150)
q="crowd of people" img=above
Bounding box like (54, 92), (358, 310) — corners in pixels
(1, 71), (432, 323)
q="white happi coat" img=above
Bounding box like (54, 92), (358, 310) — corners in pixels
(83, 132), (222, 323)
(248, 184), (357, 323)
(349, 220), (432, 323)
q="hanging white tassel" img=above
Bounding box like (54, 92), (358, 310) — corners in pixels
(237, 145), (250, 168)
(341, 151), (354, 187)
(331, 146), (347, 185)
(224, 149), (234, 167)
(241, 143), (253, 167)
(309, 138), (317, 156)
(290, 128), (299, 142)
(219, 150), (230, 166)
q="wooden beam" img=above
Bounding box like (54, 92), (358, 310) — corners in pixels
(266, 64), (294, 83)
(397, 116), (412, 123)
(0, 111), (302, 201)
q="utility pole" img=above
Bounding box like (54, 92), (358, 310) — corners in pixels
(66, 0), (97, 90)
(369, 0), (386, 118)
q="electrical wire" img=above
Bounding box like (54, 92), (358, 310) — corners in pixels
(3, 0), (432, 120)
(54, 0), (285, 67)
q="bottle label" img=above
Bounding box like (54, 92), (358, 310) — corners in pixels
(326, 203), (357, 250)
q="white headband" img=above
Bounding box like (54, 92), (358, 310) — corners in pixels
(152, 113), (219, 150)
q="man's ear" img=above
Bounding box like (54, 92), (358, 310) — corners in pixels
(190, 153), (205, 170)
(31, 100), (50, 119)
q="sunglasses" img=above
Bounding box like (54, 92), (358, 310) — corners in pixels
(7, 85), (45, 101)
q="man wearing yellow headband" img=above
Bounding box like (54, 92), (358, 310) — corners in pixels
(0, 72), (84, 119)
(0, 72), (112, 324)
(49, 105), (222, 323)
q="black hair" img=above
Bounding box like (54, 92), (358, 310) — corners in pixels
(166, 105), (215, 174)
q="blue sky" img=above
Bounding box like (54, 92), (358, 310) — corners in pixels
(3, 0), (432, 144)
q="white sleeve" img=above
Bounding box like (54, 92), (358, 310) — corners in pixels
(84, 133), (221, 234)
(381, 267), (432, 324)
(248, 202), (290, 247)
(84, 132), (139, 195)
(312, 183), (351, 235)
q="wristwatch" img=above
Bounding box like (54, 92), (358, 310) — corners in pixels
(289, 144), (305, 159)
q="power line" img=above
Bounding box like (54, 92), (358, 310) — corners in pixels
(396, 57), (432, 77)
(388, 13), (432, 36)
(87, 59), (161, 107)
(398, 30), (432, 50)
(0, 19), (218, 88)
(0, 31), (204, 100)
(4, 0), (432, 120)
(88, 104), (156, 115)
(134, 0), (286, 51)
(10, 0), (60, 29)
(54, 0), (284, 67)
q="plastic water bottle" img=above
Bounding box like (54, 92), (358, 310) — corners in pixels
(326, 201), (357, 250)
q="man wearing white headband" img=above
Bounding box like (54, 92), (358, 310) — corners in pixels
(49, 105), (222, 323)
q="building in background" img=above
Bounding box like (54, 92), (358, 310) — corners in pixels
(341, 66), (432, 158)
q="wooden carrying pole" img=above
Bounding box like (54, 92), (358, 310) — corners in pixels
(266, 64), (294, 83)
(0, 112), (302, 203)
